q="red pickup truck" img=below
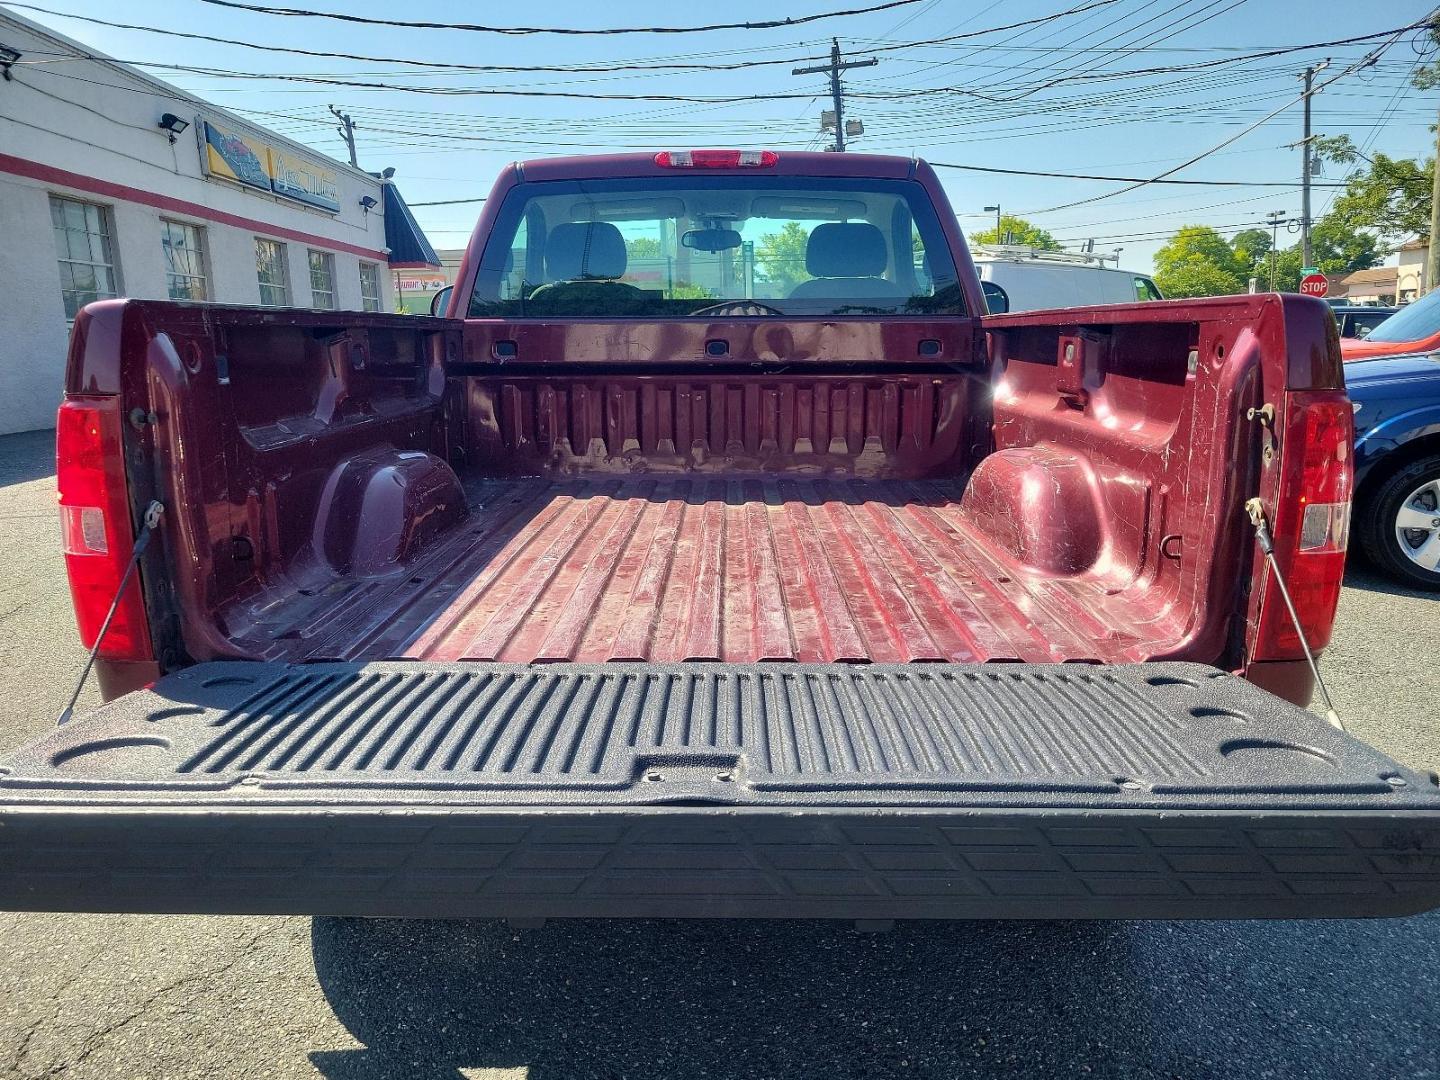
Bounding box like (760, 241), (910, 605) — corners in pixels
(4, 150), (1438, 921)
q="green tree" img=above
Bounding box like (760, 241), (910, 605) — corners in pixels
(969, 214), (1061, 250)
(1406, 19), (1440, 90)
(1315, 137), (1432, 246)
(1153, 225), (1247, 297)
(1236, 213), (1380, 292)
(1231, 228), (1273, 274)
(756, 221), (812, 293)
(625, 236), (663, 259)
(1310, 213), (1381, 276)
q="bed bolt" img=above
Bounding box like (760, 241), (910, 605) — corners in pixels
(715, 771), (734, 783)
(645, 770), (663, 782)
(1384, 775), (1408, 788)
(1246, 403), (1276, 428)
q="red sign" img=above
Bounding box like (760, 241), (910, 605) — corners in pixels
(1299, 273), (1328, 297)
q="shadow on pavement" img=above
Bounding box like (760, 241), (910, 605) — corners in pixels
(0, 429), (55, 487)
(309, 911), (1440, 1079)
(1343, 561), (1438, 600)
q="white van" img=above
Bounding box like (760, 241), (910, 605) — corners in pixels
(970, 246), (1163, 313)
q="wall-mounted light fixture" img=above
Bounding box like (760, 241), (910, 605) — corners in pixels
(0, 44), (21, 81)
(359, 194), (379, 215)
(158, 112), (190, 144)
(380, 167), (395, 180)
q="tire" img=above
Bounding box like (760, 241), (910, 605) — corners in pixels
(1358, 453), (1440, 590)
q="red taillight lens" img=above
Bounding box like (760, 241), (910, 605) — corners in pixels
(654, 149), (779, 169)
(56, 398), (153, 661)
(1253, 391), (1354, 660)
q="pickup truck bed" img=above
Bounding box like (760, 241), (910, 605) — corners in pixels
(5, 660), (1439, 920)
(228, 477), (1159, 666)
(13, 151), (1440, 923)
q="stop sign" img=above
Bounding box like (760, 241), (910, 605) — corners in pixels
(1299, 273), (1329, 297)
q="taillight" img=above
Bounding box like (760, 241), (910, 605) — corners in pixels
(1253, 391), (1353, 660)
(654, 149), (779, 169)
(56, 398), (153, 661)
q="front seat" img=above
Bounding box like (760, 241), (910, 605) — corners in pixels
(526, 220), (645, 315)
(788, 222), (907, 300)
(545, 221), (629, 282)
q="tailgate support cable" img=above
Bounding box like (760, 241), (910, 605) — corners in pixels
(58, 500), (164, 725)
(1245, 497), (1344, 731)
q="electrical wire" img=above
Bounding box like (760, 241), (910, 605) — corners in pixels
(192, 0), (932, 35)
(930, 162), (1348, 187)
(1024, 27), (1418, 215)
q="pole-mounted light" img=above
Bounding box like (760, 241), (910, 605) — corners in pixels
(983, 205), (1001, 241)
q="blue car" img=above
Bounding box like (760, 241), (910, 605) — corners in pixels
(1348, 350), (1440, 589)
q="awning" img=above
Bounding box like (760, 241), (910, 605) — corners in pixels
(382, 184), (440, 269)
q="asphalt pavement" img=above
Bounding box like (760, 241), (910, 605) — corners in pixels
(2, 427), (1438, 1080)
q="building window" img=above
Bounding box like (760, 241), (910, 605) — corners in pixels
(308, 249), (336, 310)
(255, 238), (289, 306)
(50, 195), (119, 319)
(161, 220), (208, 301)
(359, 261), (382, 312)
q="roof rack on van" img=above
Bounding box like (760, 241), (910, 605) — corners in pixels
(970, 245), (1121, 268)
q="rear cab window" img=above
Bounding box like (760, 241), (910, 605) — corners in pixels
(468, 175), (964, 318)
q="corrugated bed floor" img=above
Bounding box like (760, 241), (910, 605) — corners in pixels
(243, 478), (1165, 666)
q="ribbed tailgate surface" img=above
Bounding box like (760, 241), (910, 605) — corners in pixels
(4, 662), (1432, 808)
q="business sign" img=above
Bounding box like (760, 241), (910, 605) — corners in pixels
(201, 119), (340, 214)
(269, 147), (340, 212)
(396, 273), (448, 293)
(202, 120), (271, 193)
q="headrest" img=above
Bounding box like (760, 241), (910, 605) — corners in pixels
(546, 221), (627, 281)
(805, 222), (888, 278)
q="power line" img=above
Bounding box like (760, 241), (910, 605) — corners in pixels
(1024, 26), (1419, 215)
(931, 161), (1350, 187)
(1, 3), (851, 73)
(192, 0), (930, 35)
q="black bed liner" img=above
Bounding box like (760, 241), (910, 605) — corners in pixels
(2, 662), (1439, 919)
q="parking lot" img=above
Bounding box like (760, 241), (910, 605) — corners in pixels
(2, 427), (1439, 1080)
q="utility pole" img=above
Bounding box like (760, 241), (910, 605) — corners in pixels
(1428, 104), (1440, 295)
(1298, 63), (1328, 268)
(329, 104), (358, 168)
(1266, 210), (1288, 291)
(793, 39), (876, 152)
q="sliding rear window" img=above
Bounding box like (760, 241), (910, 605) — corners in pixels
(468, 176), (964, 318)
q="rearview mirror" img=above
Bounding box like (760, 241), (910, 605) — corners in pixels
(681, 228), (743, 253)
(429, 285), (453, 317)
(981, 280), (1009, 315)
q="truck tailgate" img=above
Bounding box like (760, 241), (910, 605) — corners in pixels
(3, 662), (1439, 920)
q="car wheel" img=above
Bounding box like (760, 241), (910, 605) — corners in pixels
(1359, 453), (1440, 590)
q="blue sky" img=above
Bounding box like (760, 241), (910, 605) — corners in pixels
(7, 0), (1438, 269)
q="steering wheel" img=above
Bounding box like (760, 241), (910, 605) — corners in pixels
(689, 300), (785, 317)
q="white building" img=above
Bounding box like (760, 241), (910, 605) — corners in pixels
(0, 10), (437, 435)
(1397, 238), (1428, 302)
